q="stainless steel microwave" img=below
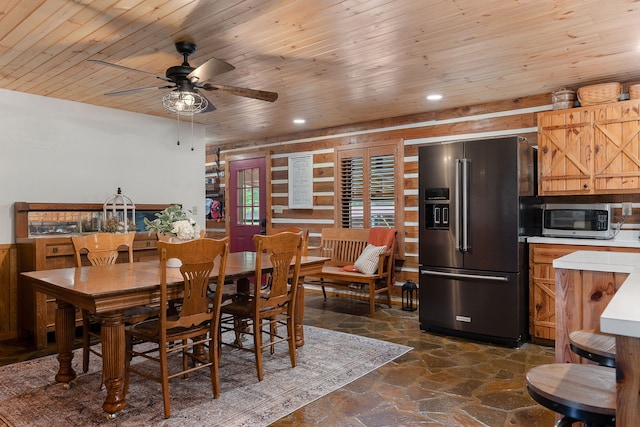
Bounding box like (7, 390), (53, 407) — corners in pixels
(542, 203), (613, 239)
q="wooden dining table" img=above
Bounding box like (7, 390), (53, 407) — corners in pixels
(21, 252), (327, 418)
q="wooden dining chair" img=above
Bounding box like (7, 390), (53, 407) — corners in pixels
(219, 231), (303, 381)
(70, 233), (158, 375)
(123, 237), (229, 419)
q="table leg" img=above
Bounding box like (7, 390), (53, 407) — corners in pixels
(192, 335), (208, 363)
(35, 291), (49, 350)
(54, 300), (77, 384)
(100, 311), (127, 417)
(236, 277), (250, 294)
(294, 276), (305, 347)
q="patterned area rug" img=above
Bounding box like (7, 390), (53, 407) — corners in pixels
(0, 326), (411, 426)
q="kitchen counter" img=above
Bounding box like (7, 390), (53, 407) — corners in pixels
(528, 230), (640, 248)
(552, 250), (640, 275)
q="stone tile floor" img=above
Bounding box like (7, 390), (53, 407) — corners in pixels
(273, 293), (557, 426)
(0, 292), (557, 426)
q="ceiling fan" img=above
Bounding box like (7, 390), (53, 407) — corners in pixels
(88, 41), (278, 114)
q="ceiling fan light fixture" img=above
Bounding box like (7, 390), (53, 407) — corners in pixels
(162, 89), (208, 115)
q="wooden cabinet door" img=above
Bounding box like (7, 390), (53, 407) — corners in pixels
(593, 100), (640, 192)
(529, 244), (578, 343)
(529, 261), (556, 342)
(537, 108), (593, 195)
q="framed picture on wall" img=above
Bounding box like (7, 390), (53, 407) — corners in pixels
(288, 154), (313, 209)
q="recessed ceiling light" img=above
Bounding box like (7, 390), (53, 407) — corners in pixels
(293, 118), (306, 124)
(426, 94), (443, 101)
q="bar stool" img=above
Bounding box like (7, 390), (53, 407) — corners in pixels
(569, 329), (616, 368)
(526, 364), (616, 427)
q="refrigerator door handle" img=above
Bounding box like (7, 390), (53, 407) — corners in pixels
(455, 159), (462, 250)
(461, 158), (470, 251)
(420, 269), (509, 282)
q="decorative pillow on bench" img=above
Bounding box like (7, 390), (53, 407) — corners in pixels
(353, 244), (387, 275)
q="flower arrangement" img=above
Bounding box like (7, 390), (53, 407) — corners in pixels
(143, 205), (200, 240)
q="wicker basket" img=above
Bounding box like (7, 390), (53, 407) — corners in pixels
(577, 82), (622, 106)
(629, 84), (640, 100)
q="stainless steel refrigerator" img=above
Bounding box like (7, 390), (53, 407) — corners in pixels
(418, 136), (537, 347)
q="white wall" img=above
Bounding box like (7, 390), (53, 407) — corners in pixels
(0, 89), (206, 244)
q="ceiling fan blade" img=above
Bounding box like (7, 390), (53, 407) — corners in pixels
(104, 86), (173, 96)
(193, 90), (216, 113)
(88, 59), (172, 83)
(201, 83), (278, 102)
(187, 57), (235, 82)
(202, 98), (217, 113)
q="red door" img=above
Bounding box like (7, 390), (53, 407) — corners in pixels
(228, 157), (267, 252)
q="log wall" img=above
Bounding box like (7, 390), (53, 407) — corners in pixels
(205, 94), (550, 293)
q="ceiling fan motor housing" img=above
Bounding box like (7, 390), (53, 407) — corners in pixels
(166, 41), (197, 83)
(166, 65), (195, 83)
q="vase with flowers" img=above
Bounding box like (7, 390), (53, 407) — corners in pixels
(143, 205), (200, 267)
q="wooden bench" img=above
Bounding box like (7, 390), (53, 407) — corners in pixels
(306, 228), (396, 315)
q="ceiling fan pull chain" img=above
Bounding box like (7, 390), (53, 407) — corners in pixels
(191, 115), (195, 151)
(176, 111), (181, 146)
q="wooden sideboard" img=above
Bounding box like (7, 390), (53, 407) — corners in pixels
(15, 202), (171, 349)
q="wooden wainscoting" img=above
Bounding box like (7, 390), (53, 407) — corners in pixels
(0, 244), (18, 341)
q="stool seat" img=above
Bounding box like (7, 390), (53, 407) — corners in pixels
(526, 364), (616, 426)
(569, 329), (616, 367)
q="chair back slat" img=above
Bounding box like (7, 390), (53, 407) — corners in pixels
(86, 250), (119, 266)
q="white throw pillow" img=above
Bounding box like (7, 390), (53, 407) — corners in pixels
(353, 244), (387, 275)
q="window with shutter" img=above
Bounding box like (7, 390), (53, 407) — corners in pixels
(370, 153), (395, 228)
(336, 141), (402, 242)
(339, 156), (364, 228)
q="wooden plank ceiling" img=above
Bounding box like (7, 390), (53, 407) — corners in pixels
(1, 0), (640, 146)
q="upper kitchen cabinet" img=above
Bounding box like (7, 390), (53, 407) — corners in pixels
(538, 100), (640, 195)
(538, 107), (592, 194)
(593, 101), (640, 191)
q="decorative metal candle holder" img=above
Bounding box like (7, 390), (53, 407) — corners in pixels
(103, 187), (136, 233)
(402, 279), (418, 311)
